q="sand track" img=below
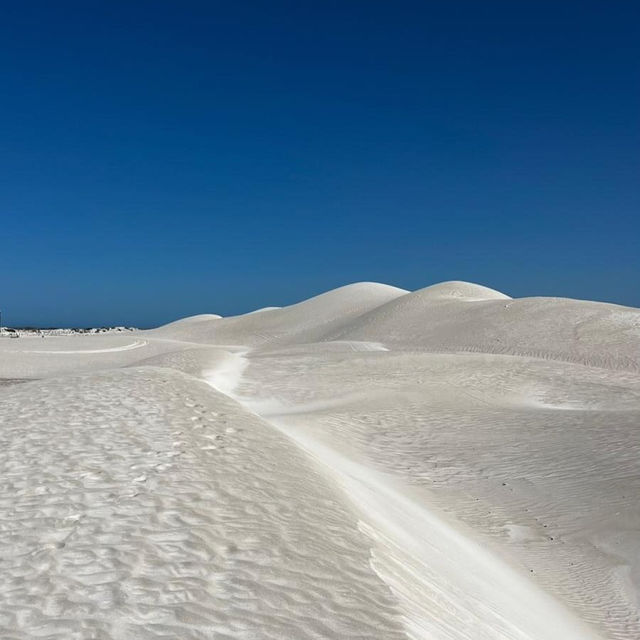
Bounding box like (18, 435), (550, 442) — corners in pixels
(23, 340), (148, 354)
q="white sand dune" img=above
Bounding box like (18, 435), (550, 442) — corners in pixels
(237, 349), (640, 639)
(0, 280), (639, 639)
(244, 306), (282, 315)
(148, 282), (408, 347)
(325, 281), (640, 371)
(159, 313), (224, 326)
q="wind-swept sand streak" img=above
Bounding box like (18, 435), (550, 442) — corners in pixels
(207, 351), (605, 640)
(23, 339), (148, 354)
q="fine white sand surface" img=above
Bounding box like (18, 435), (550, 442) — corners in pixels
(1, 281), (639, 639)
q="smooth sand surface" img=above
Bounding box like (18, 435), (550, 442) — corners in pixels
(1, 280), (639, 639)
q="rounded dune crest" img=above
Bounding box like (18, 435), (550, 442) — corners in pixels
(244, 306), (282, 315)
(296, 281), (409, 306)
(328, 283), (640, 370)
(414, 280), (511, 301)
(160, 313), (223, 327)
(148, 282), (408, 347)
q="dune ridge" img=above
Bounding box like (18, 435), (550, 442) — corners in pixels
(1, 280), (638, 639)
(323, 284), (640, 371)
(148, 281), (408, 347)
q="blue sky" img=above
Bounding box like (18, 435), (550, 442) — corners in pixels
(1, 1), (638, 326)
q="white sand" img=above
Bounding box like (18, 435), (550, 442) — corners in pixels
(1, 280), (638, 639)
(23, 339), (148, 354)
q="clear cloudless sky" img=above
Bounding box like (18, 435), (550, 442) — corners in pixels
(1, 1), (638, 327)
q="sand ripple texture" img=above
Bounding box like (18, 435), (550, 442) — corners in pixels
(240, 349), (640, 640)
(0, 367), (407, 640)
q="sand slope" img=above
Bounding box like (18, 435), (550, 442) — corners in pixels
(147, 282), (408, 347)
(326, 282), (640, 370)
(237, 348), (640, 639)
(0, 280), (639, 639)
(0, 368), (406, 639)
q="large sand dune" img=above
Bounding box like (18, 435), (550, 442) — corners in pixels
(325, 281), (640, 370)
(149, 282), (408, 347)
(1, 281), (639, 639)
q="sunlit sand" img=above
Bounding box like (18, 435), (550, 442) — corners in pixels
(1, 281), (638, 639)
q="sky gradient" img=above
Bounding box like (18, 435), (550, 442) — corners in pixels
(1, 1), (638, 327)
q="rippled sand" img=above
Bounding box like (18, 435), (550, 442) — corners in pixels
(1, 281), (639, 639)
